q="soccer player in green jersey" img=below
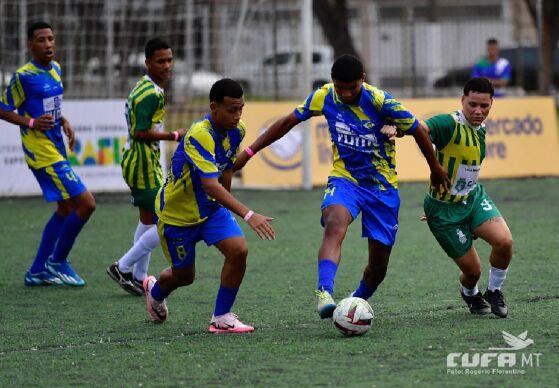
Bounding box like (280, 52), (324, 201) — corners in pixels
(107, 38), (185, 296)
(421, 77), (512, 317)
(0, 21), (96, 287)
(142, 79), (274, 332)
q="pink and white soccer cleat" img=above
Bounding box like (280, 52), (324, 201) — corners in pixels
(143, 276), (168, 323)
(209, 312), (254, 333)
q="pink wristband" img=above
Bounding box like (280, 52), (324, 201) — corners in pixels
(28, 118), (35, 128)
(171, 131), (179, 141)
(244, 147), (255, 158)
(243, 210), (254, 222)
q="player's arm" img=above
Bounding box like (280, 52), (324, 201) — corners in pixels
(411, 121), (449, 194)
(200, 176), (275, 240)
(134, 126), (186, 142)
(133, 92), (186, 142)
(0, 108), (54, 131)
(380, 94), (449, 194)
(220, 169), (233, 192)
(233, 112), (301, 172)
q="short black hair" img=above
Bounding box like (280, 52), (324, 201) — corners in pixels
(209, 78), (243, 102)
(145, 38), (170, 59)
(27, 21), (52, 41)
(487, 38), (499, 45)
(464, 77), (494, 98)
(331, 54), (364, 82)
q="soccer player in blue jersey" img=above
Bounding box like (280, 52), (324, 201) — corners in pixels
(143, 79), (274, 333)
(0, 21), (96, 286)
(471, 38), (511, 98)
(234, 54), (449, 319)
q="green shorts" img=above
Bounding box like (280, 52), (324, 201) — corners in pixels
(130, 187), (159, 212)
(423, 184), (501, 260)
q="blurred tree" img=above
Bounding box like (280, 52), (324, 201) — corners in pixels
(313, 0), (360, 60)
(524, 0), (559, 94)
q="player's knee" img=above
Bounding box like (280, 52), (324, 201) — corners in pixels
(83, 193), (97, 215)
(495, 233), (513, 253)
(323, 220), (348, 240)
(464, 265), (482, 280)
(227, 246), (248, 268)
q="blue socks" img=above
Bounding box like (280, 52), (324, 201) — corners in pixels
(353, 279), (378, 300)
(317, 259), (338, 294)
(29, 212), (67, 273)
(51, 212), (87, 263)
(151, 281), (170, 301)
(214, 285), (239, 317)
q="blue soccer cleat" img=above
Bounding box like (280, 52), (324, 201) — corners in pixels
(25, 270), (63, 286)
(46, 259), (86, 287)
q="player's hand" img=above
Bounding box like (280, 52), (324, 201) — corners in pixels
(430, 164), (450, 197)
(34, 114), (55, 131)
(247, 212), (275, 240)
(62, 119), (76, 152)
(177, 128), (187, 138)
(380, 125), (398, 140)
(233, 150), (251, 172)
(419, 214), (427, 221)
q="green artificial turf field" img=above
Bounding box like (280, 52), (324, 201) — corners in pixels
(1, 178), (557, 386)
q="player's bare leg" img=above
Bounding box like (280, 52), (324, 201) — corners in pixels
(352, 240), (391, 300)
(316, 205), (352, 318)
(474, 217), (512, 317)
(209, 237), (253, 333)
(455, 247), (491, 315)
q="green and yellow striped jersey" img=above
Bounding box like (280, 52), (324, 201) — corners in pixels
(121, 75), (165, 190)
(425, 111), (486, 202)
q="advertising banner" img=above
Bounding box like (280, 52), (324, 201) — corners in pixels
(241, 97), (559, 188)
(0, 100), (129, 196)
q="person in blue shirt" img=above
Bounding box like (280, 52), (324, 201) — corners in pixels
(0, 21), (96, 287)
(471, 38), (511, 97)
(234, 54), (449, 320)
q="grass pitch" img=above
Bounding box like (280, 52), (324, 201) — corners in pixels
(1, 178), (558, 386)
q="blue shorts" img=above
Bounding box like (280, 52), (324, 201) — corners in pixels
(31, 160), (87, 202)
(321, 177), (400, 246)
(158, 207), (244, 269)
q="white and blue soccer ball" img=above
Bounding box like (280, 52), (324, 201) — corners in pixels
(332, 297), (374, 336)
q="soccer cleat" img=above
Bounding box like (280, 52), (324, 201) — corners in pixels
(24, 270), (63, 286)
(483, 289), (508, 318)
(209, 313), (254, 333)
(143, 276), (168, 323)
(46, 259), (85, 287)
(106, 262), (144, 296)
(315, 288), (336, 319)
(460, 291), (491, 315)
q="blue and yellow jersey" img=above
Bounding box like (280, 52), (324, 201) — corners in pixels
(122, 75), (166, 190)
(0, 60), (66, 169)
(425, 111), (486, 203)
(294, 83), (418, 189)
(155, 115), (245, 227)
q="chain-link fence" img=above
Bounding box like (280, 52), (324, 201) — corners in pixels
(0, 0), (546, 127)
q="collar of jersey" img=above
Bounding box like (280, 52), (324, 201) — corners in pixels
(144, 74), (164, 94)
(332, 84), (366, 107)
(31, 60), (53, 71)
(458, 110), (482, 131)
(205, 114), (227, 139)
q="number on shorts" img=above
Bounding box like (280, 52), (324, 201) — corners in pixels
(65, 171), (78, 182)
(481, 199), (493, 211)
(324, 186), (335, 199)
(176, 245), (187, 260)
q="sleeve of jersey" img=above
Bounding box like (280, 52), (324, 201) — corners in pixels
(471, 64), (480, 78)
(424, 114), (455, 149)
(134, 92), (158, 131)
(184, 131), (220, 178)
(501, 61), (512, 80)
(380, 91), (419, 133)
(294, 89), (325, 121)
(0, 73), (25, 111)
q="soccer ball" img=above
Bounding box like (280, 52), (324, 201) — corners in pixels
(332, 297), (374, 336)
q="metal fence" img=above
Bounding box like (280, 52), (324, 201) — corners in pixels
(0, 0), (545, 127)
